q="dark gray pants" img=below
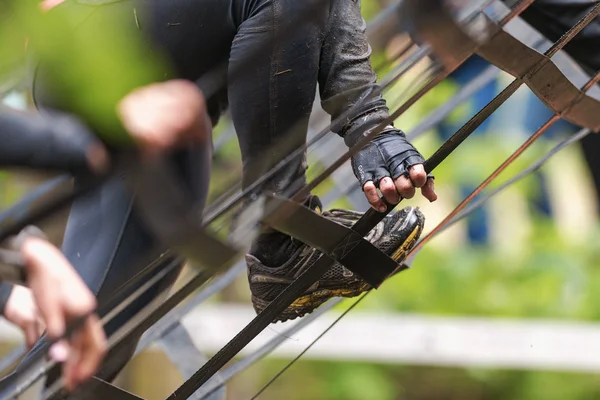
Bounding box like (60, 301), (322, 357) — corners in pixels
(10, 0), (387, 392)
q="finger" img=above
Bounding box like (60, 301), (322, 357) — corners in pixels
(31, 289), (64, 339)
(421, 178), (438, 202)
(117, 100), (167, 149)
(21, 239), (67, 338)
(394, 175), (416, 199)
(23, 237), (96, 326)
(63, 282), (96, 319)
(63, 335), (80, 392)
(25, 323), (38, 349)
(379, 177), (400, 205)
(363, 181), (387, 213)
(50, 340), (70, 363)
(164, 86), (205, 132)
(73, 316), (106, 387)
(408, 164), (427, 188)
(36, 316), (46, 337)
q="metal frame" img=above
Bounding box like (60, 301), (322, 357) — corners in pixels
(2, 0), (599, 398)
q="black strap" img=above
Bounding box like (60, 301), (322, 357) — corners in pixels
(164, 2), (546, 395)
(166, 193), (416, 399)
(121, 151), (240, 271)
(405, 0), (600, 131)
(166, 244), (342, 399)
(262, 195), (398, 287)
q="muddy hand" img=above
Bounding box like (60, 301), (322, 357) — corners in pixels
(117, 79), (212, 158)
(351, 129), (437, 212)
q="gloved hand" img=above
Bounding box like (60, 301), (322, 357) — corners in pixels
(351, 129), (437, 212)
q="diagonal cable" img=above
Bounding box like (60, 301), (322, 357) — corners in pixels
(248, 115), (594, 400)
(72, 2), (547, 396)
(243, 4), (600, 392)
(1, 0), (544, 396)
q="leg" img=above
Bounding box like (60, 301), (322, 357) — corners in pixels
(228, 0), (324, 268)
(233, 0), (427, 322)
(228, 0), (324, 196)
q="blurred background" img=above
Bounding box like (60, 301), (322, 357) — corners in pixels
(3, 0), (600, 399)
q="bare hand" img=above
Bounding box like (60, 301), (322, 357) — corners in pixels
(117, 79), (211, 157)
(3, 286), (45, 349)
(20, 236), (107, 391)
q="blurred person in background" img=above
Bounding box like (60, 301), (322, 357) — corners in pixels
(517, 0), (600, 204)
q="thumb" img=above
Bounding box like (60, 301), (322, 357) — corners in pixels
(49, 340), (70, 363)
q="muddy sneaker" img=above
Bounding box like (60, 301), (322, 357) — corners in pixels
(246, 195), (425, 322)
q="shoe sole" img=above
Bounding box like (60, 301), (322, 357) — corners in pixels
(253, 207), (425, 323)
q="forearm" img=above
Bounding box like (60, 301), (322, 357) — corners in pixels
(318, 0), (394, 147)
(0, 109), (99, 174)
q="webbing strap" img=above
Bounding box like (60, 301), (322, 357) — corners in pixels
(479, 21), (600, 129)
(262, 195), (398, 287)
(122, 152), (241, 272)
(406, 0), (600, 130)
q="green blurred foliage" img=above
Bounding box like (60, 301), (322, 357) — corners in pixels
(251, 360), (600, 400)
(1, 0), (169, 145)
(3, 0), (600, 399)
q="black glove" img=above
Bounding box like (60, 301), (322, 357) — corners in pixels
(351, 129), (430, 187)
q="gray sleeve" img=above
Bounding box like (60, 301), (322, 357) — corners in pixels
(318, 0), (396, 147)
(0, 109), (99, 174)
